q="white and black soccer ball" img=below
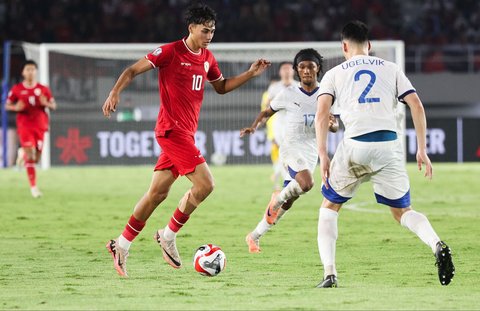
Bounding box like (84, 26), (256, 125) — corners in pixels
(193, 244), (226, 277)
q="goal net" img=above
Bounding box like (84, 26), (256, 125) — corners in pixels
(18, 41), (404, 168)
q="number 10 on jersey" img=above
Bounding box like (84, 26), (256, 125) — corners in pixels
(192, 75), (203, 91)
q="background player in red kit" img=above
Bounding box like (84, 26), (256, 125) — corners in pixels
(6, 60), (57, 198)
(102, 4), (271, 277)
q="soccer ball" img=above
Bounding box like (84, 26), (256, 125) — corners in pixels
(193, 244), (226, 277)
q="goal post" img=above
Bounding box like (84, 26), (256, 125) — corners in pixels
(17, 40), (405, 169)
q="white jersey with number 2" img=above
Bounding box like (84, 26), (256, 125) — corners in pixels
(318, 55), (415, 139)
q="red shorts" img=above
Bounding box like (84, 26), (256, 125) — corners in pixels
(154, 129), (205, 178)
(18, 127), (46, 152)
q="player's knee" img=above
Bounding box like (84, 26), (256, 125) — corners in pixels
(390, 207), (411, 223)
(193, 181), (215, 201)
(204, 181), (215, 196)
(24, 148), (35, 161)
(299, 179), (314, 192)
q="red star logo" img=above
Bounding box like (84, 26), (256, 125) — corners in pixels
(55, 128), (92, 164)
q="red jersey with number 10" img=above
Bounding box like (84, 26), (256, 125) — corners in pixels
(7, 83), (53, 132)
(145, 38), (223, 136)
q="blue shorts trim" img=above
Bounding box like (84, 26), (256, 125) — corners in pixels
(352, 130), (397, 142)
(283, 180), (291, 188)
(288, 166), (297, 179)
(321, 179), (351, 204)
(374, 190), (411, 208)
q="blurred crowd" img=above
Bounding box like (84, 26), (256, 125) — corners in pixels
(2, 0), (480, 72)
(2, 0), (480, 45)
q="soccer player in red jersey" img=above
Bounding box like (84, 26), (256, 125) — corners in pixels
(102, 4), (271, 277)
(6, 60), (57, 198)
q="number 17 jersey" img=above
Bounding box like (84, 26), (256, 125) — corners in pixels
(318, 55), (415, 139)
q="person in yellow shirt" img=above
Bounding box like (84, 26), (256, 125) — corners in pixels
(260, 62), (295, 190)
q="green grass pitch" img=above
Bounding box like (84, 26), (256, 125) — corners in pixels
(1, 163), (479, 310)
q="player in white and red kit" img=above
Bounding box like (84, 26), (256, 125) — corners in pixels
(6, 60), (56, 198)
(102, 4), (270, 277)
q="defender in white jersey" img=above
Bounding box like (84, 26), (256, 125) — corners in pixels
(240, 49), (338, 253)
(315, 21), (454, 288)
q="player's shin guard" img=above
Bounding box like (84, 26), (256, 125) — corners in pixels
(400, 210), (441, 253)
(276, 181), (304, 210)
(119, 215), (146, 250)
(24, 159), (36, 187)
(318, 208), (339, 278)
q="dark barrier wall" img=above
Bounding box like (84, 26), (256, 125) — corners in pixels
(405, 118), (479, 162)
(50, 118), (479, 166)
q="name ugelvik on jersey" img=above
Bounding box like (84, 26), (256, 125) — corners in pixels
(342, 58), (385, 69)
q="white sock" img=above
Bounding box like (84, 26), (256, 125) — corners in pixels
(251, 218), (272, 240)
(163, 226), (176, 241)
(400, 210), (440, 253)
(275, 207), (288, 224)
(276, 180), (304, 209)
(318, 207), (339, 278)
(118, 234), (132, 251)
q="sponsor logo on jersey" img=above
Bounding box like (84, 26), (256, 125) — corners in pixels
(181, 62), (192, 66)
(204, 61), (210, 73)
(293, 102), (300, 107)
(152, 47), (162, 56)
(34, 88), (41, 96)
(21, 90), (28, 94)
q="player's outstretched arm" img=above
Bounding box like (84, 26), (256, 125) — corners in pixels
(211, 59), (271, 95)
(404, 92), (433, 179)
(240, 107), (275, 137)
(315, 95), (334, 187)
(102, 58), (152, 118)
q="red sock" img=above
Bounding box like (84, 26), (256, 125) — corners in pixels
(121, 215), (146, 242)
(25, 160), (36, 187)
(168, 208), (190, 233)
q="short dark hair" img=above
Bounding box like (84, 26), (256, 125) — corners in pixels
(293, 48), (323, 78)
(185, 3), (217, 26)
(22, 60), (38, 69)
(341, 20), (369, 43)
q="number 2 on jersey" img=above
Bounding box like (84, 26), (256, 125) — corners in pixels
(192, 75), (203, 91)
(354, 70), (380, 104)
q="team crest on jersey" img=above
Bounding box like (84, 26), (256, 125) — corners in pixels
(204, 61), (210, 73)
(34, 88), (41, 96)
(152, 47), (162, 56)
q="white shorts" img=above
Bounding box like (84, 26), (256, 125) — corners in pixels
(281, 142), (318, 185)
(322, 138), (410, 208)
